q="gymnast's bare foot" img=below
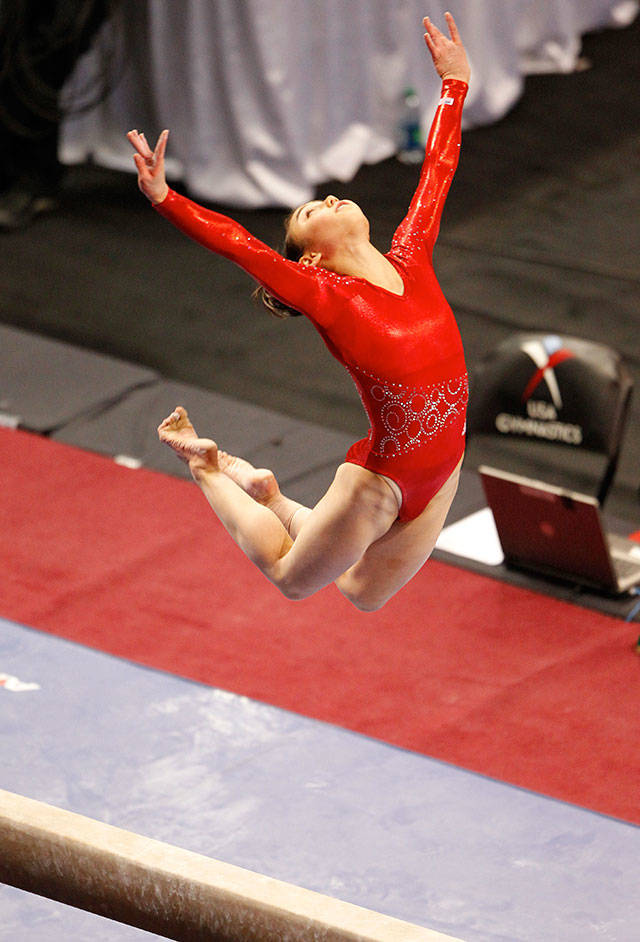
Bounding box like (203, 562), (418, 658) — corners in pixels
(158, 406), (218, 480)
(217, 451), (279, 504)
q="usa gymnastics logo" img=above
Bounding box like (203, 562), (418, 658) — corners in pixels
(520, 336), (575, 409)
(0, 671), (40, 693)
(495, 335), (583, 445)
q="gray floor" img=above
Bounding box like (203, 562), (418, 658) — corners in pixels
(2, 616), (639, 942)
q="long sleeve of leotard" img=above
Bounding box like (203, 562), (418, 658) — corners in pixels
(153, 189), (323, 317)
(391, 78), (467, 261)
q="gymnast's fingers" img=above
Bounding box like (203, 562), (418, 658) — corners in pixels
(132, 153), (150, 178)
(423, 15), (443, 42)
(154, 129), (170, 165)
(126, 129), (151, 160)
(445, 12), (462, 45)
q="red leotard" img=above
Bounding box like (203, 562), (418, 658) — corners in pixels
(155, 78), (469, 521)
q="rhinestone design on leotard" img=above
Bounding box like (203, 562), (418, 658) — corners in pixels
(350, 367), (469, 458)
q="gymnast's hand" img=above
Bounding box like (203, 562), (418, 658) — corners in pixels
(423, 12), (470, 85)
(126, 128), (170, 204)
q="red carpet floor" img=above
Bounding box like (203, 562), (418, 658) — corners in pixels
(2, 427), (639, 824)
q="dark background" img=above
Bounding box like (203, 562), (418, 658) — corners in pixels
(2, 17), (639, 518)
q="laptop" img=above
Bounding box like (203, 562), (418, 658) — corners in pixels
(479, 466), (640, 594)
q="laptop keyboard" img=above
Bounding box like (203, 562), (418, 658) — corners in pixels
(613, 555), (640, 582)
(608, 536), (640, 584)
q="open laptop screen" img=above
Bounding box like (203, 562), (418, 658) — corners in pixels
(479, 466), (619, 591)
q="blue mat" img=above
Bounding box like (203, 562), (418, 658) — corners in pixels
(1, 617), (639, 941)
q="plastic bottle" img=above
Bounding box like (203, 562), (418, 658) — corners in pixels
(397, 87), (423, 164)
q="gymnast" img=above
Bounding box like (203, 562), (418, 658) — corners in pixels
(128, 13), (470, 611)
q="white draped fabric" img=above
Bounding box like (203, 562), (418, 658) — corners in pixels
(60, 0), (638, 207)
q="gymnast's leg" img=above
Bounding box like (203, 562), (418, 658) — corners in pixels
(216, 451), (311, 539)
(158, 409), (311, 539)
(158, 407), (398, 603)
(336, 456), (462, 611)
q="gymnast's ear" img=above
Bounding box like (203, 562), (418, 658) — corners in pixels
(300, 250), (322, 268)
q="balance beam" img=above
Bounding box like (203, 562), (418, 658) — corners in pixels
(0, 789), (463, 941)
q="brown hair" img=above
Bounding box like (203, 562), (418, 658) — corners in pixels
(253, 209), (304, 318)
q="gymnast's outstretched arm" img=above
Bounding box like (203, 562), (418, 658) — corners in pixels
(391, 13), (470, 259)
(126, 129), (324, 318)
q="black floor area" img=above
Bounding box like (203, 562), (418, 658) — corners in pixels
(1, 17), (639, 618)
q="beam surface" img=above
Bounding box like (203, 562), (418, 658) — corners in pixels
(0, 789), (462, 942)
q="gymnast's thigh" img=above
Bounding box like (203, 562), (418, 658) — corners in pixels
(270, 462), (399, 599)
(336, 457), (462, 607)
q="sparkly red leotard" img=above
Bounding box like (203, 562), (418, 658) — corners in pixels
(155, 78), (468, 521)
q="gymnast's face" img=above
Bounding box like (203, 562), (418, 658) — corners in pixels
(287, 195), (370, 268)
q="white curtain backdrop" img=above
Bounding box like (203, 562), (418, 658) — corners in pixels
(60, 0), (638, 207)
